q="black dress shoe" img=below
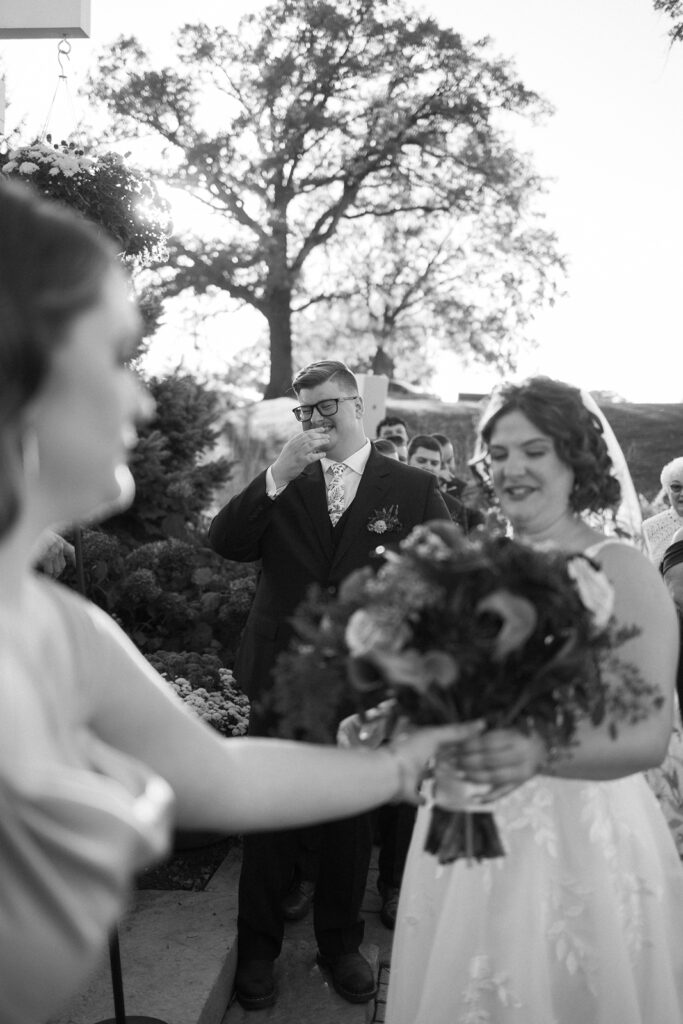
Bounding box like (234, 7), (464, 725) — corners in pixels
(282, 878), (315, 922)
(316, 951), (377, 1003)
(379, 884), (400, 930)
(234, 958), (276, 1011)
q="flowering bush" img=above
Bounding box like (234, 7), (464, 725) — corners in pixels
(147, 653), (249, 738)
(272, 520), (662, 863)
(0, 137), (170, 266)
(62, 529), (256, 664)
(169, 676), (249, 737)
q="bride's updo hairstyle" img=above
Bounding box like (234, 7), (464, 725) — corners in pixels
(476, 376), (621, 515)
(0, 180), (117, 538)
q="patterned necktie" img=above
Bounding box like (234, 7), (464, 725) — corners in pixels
(326, 462), (346, 526)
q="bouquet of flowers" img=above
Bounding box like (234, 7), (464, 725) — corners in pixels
(271, 521), (662, 864)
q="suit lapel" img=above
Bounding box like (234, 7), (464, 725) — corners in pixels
(291, 462), (333, 557)
(331, 449), (391, 569)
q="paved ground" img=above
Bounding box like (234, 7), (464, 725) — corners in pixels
(49, 844), (395, 1024)
(219, 847), (395, 1024)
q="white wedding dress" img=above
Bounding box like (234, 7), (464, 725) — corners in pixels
(386, 773), (683, 1023)
(387, 539), (683, 1024)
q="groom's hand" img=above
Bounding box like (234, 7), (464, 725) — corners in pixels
(271, 429), (330, 487)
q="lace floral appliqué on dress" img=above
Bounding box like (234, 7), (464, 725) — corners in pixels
(645, 700), (683, 858)
(387, 774), (683, 1024)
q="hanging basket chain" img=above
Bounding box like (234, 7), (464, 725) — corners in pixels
(41, 34), (83, 145)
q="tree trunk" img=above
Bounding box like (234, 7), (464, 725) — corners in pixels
(264, 284), (294, 399)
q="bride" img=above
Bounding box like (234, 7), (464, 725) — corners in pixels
(386, 376), (683, 1024)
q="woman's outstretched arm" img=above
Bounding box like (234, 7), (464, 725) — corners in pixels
(79, 596), (482, 831)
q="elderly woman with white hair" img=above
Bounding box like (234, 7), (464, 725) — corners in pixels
(644, 525), (683, 859)
(644, 457), (683, 567)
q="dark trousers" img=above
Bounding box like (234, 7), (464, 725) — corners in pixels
(289, 826), (321, 882)
(237, 812), (374, 961)
(375, 802), (417, 890)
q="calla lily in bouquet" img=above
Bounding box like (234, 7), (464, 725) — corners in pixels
(271, 521), (662, 864)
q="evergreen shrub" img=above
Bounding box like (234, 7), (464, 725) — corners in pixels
(60, 373), (255, 736)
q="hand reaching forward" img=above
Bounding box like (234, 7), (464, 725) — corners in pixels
(386, 719), (486, 805)
(337, 700), (398, 750)
(271, 429), (331, 487)
(33, 530), (76, 578)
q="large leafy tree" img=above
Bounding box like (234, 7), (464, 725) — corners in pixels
(654, 0), (683, 41)
(294, 206), (562, 384)
(90, 0), (562, 397)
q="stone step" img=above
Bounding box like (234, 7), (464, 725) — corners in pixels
(48, 847), (241, 1024)
(48, 844), (394, 1024)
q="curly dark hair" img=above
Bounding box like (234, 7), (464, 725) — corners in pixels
(475, 376), (621, 515)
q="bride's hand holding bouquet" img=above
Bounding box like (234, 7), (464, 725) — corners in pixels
(436, 726), (548, 804)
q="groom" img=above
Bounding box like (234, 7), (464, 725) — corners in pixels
(209, 360), (449, 1011)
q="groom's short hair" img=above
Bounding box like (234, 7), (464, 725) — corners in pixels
(292, 360), (358, 396)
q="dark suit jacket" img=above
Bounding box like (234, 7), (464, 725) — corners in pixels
(442, 490), (486, 534)
(209, 447), (450, 701)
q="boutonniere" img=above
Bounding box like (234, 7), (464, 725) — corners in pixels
(367, 505), (402, 534)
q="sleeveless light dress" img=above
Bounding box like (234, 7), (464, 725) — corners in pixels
(0, 577), (174, 1024)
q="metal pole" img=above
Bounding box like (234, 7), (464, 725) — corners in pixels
(73, 527), (168, 1024)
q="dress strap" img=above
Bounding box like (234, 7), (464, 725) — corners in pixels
(584, 538), (625, 559)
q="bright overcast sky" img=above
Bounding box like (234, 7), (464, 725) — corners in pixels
(1, 0), (682, 401)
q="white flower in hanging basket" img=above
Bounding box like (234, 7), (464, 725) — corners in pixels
(0, 138), (171, 267)
(4, 140), (94, 177)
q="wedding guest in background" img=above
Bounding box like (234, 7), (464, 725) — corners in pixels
(376, 415), (409, 462)
(662, 527), (683, 608)
(209, 360), (449, 1010)
(408, 434), (477, 533)
(431, 431), (467, 499)
(432, 431), (487, 534)
(644, 524), (683, 859)
(662, 527), (683, 712)
(372, 437), (400, 460)
(387, 376), (683, 1024)
(644, 456), (683, 566)
(407, 433), (442, 476)
(384, 432), (409, 463)
(33, 529), (75, 577)
(0, 181), (478, 1024)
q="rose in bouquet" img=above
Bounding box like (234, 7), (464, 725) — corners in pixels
(270, 521), (662, 864)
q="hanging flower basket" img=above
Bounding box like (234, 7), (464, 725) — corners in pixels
(0, 137), (171, 267)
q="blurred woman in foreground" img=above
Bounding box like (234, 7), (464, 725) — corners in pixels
(0, 181), (476, 1024)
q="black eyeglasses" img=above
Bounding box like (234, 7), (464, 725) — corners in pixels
(292, 396), (358, 422)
